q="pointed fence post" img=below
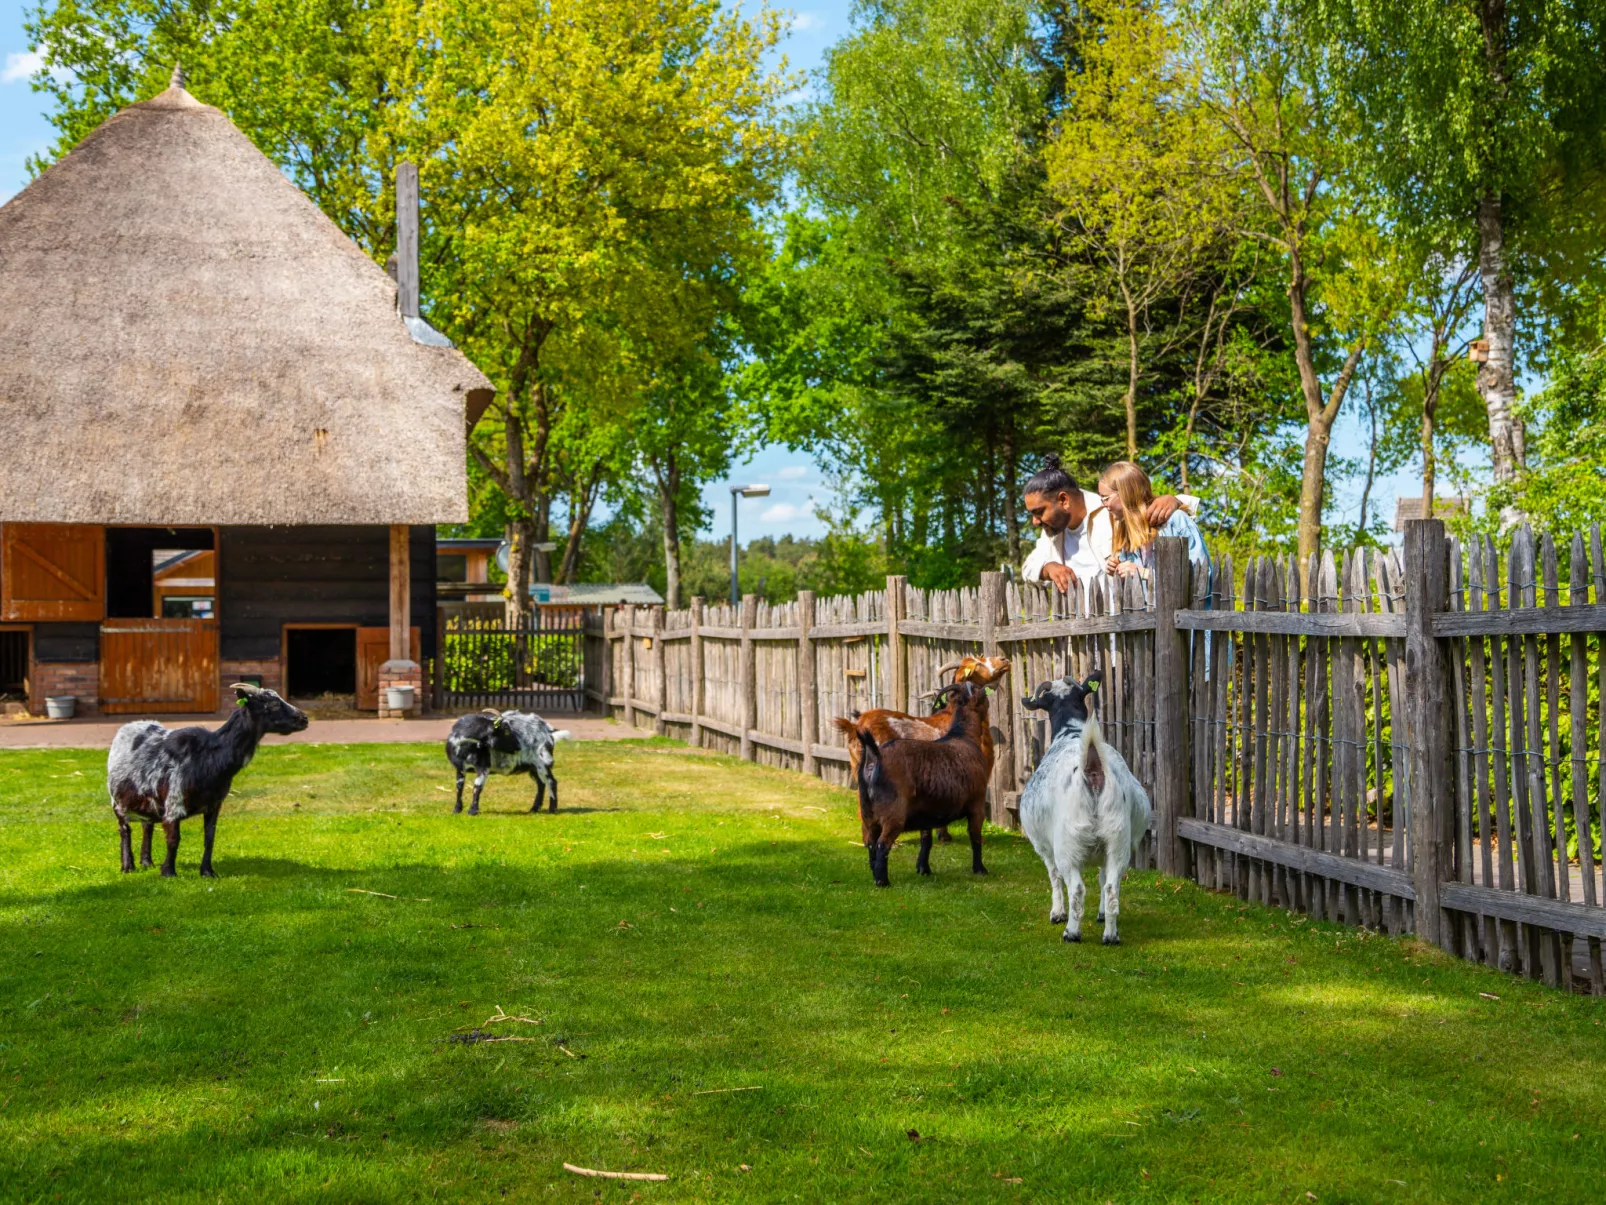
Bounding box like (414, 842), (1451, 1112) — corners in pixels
(1405, 519), (1453, 950)
(739, 594), (758, 762)
(689, 596), (706, 748)
(621, 604), (636, 730)
(979, 571), (1016, 826)
(651, 606), (667, 736)
(885, 575), (907, 714)
(799, 590), (819, 778)
(1151, 536), (1191, 876)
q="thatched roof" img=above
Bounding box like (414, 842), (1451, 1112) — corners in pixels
(0, 80), (494, 525)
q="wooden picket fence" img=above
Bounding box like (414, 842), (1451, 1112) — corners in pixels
(584, 520), (1606, 993)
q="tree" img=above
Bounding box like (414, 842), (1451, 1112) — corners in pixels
(411, 0), (789, 622)
(1046, 0), (1245, 459)
(1183, 0), (1400, 562)
(1316, 0), (1606, 518)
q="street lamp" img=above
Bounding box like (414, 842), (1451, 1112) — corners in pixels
(728, 483), (771, 606)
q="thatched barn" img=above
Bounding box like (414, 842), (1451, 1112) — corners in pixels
(0, 74), (493, 716)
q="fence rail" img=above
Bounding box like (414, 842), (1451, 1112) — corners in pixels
(584, 518), (1606, 995)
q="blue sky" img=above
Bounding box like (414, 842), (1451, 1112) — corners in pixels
(0, 0), (1427, 547)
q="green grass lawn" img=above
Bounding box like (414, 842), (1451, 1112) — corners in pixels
(2, 737), (1604, 1203)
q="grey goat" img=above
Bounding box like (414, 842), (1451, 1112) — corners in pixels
(445, 709), (571, 814)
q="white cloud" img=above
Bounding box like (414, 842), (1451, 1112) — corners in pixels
(760, 500), (815, 523)
(789, 11), (823, 32)
(2, 50), (44, 85)
(776, 465), (810, 480)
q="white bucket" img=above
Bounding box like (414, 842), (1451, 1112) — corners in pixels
(45, 696), (76, 719)
(385, 685), (416, 712)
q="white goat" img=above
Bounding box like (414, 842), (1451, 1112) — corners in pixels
(1017, 671), (1152, 944)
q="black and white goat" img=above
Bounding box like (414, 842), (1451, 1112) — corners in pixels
(444, 709), (571, 815)
(107, 683), (309, 877)
(1017, 671), (1151, 944)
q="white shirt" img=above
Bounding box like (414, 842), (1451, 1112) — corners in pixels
(1021, 491), (1202, 587)
(1021, 489), (1112, 586)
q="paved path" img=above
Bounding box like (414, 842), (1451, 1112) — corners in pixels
(0, 714), (632, 750)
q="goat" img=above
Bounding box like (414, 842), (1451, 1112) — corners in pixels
(1018, 671), (1151, 944)
(855, 681), (992, 887)
(107, 683), (309, 877)
(444, 709), (571, 814)
(834, 654), (1009, 844)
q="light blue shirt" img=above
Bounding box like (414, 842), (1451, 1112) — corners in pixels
(1116, 509), (1210, 572)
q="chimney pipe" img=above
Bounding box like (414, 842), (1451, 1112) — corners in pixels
(396, 161), (419, 320)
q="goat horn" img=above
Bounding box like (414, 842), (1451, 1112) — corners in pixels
(229, 682), (261, 695)
(935, 659), (966, 679)
(480, 708), (500, 717)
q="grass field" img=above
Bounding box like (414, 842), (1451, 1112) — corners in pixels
(3, 736), (1605, 1203)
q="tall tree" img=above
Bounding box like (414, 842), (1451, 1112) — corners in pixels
(1046, 0), (1244, 459)
(413, 0), (788, 621)
(1316, 0), (1606, 516)
(1184, 0), (1399, 562)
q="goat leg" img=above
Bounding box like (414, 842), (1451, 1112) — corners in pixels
(873, 842), (894, 888)
(936, 825), (952, 844)
(159, 819), (181, 877)
(1096, 866), (1106, 923)
(1062, 864), (1086, 942)
(1101, 850), (1126, 945)
(1048, 866), (1068, 925)
(140, 822), (155, 869)
(546, 776), (558, 812)
(117, 814), (136, 874)
(469, 768), (487, 816)
(915, 830), (933, 876)
(453, 768), (466, 814)
(966, 809), (987, 875)
(530, 771), (544, 813)
(199, 810), (219, 878)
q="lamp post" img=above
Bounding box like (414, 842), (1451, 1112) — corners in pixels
(728, 483), (771, 606)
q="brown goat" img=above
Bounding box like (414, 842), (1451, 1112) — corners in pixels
(856, 682), (992, 887)
(833, 654), (1009, 845)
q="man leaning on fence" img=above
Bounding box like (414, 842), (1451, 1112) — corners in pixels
(1020, 455), (1199, 593)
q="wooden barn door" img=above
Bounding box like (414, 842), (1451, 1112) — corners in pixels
(100, 619), (218, 714)
(356, 625), (419, 709)
(1, 524), (105, 621)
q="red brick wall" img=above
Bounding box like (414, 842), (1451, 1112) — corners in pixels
(32, 661), (99, 716)
(220, 659), (282, 700)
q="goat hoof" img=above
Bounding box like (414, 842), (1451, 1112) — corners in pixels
(972, 866), (989, 875)
(121, 864), (136, 874)
(1097, 911), (1106, 922)
(1102, 934), (1120, 946)
(1062, 931), (1081, 943)
(160, 867), (176, 878)
(199, 867), (217, 879)
(916, 865), (932, 876)
(1049, 912), (1066, 925)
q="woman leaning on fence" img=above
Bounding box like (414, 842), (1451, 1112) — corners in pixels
(1099, 461), (1210, 583)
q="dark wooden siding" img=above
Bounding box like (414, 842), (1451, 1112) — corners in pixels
(33, 622), (99, 662)
(218, 526), (436, 662)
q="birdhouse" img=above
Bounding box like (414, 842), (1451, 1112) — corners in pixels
(1469, 338), (1490, 364)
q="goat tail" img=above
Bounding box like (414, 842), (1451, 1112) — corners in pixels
(551, 730), (573, 743)
(832, 716), (861, 744)
(1079, 713), (1113, 805)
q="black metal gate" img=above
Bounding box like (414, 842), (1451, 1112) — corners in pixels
(434, 612), (585, 713)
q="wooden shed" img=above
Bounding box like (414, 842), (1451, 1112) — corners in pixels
(0, 74), (493, 716)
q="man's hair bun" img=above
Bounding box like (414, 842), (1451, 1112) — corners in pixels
(1041, 453), (1063, 471)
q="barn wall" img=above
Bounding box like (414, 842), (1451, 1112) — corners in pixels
(218, 526), (436, 662)
(33, 622), (99, 662)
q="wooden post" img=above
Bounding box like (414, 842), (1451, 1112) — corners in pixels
(885, 575), (907, 714)
(621, 604), (636, 729)
(1151, 536), (1191, 876)
(651, 606), (667, 736)
(689, 596), (705, 747)
(799, 590), (818, 777)
(433, 604), (445, 709)
(1405, 519), (1453, 950)
(739, 593), (758, 762)
(389, 524), (411, 661)
(396, 161), (419, 319)
(979, 571), (1015, 826)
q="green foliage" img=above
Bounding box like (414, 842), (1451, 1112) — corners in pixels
(1492, 348), (1606, 534)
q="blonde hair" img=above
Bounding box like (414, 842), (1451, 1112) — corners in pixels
(1099, 461), (1157, 554)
